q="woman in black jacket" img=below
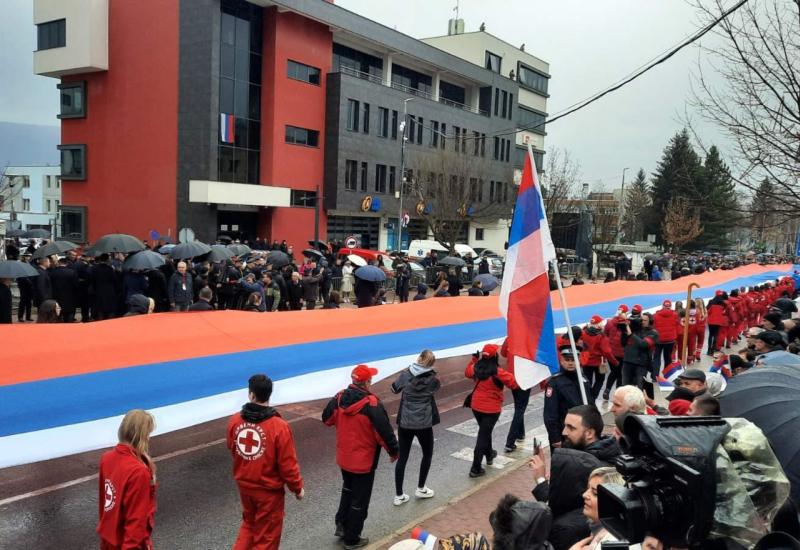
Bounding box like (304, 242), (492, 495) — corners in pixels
(390, 350), (441, 506)
(620, 316), (657, 389)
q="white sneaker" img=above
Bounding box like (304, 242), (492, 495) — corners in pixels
(393, 494), (410, 506)
(415, 487), (435, 499)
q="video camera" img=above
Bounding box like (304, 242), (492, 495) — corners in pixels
(597, 415), (731, 548)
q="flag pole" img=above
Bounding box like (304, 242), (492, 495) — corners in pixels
(550, 257), (590, 405)
(525, 143), (589, 405)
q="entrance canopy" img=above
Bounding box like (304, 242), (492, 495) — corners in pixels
(189, 180), (291, 208)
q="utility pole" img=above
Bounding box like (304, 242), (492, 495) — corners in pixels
(615, 167), (629, 244)
(397, 97), (413, 252)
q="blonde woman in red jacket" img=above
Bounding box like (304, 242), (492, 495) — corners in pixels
(97, 410), (157, 550)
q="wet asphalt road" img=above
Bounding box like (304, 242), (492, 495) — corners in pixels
(0, 356), (547, 549)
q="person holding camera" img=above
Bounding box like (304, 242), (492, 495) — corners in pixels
(620, 316), (658, 390)
(544, 346), (593, 448)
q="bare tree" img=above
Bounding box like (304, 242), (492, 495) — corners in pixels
(0, 164), (26, 222)
(410, 149), (513, 252)
(690, 0), (800, 215)
(583, 189), (622, 277)
(539, 148), (582, 228)
(661, 197), (704, 252)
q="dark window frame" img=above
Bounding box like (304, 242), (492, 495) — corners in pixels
(345, 159), (358, 191)
(389, 166), (396, 195)
(360, 161), (368, 192)
(485, 50), (502, 74)
(378, 107), (389, 138)
(285, 125), (320, 147)
(58, 144), (86, 180)
(374, 163), (387, 194)
(60, 205), (87, 242)
(362, 102), (370, 134)
(290, 189), (318, 208)
(517, 61), (550, 97)
(37, 19), (66, 51)
(347, 99), (360, 132)
(57, 81), (86, 119)
(475, 227), (484, 241)
(287, 59), (321, 86)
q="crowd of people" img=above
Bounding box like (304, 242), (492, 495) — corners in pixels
(92, 271), (800, 549)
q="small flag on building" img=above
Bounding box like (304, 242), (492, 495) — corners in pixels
(220, 113), (235, 143)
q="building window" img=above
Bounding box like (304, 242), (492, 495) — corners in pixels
(508, 94), (514, 120)
(430, 121), (439, 147)
(347, 99), (360, 131)
(416, 117), (424, 145)
(391, 64), (432, 97)
(55, 200), (60, 210)
(493, 137), (500, 161)
(389, 166), (396, 194)
(378, 107), (389, 138)
(291, 189), (317, 207)
(374, 164), (387, 193)
(285, 125), (319, 147)
(56, 176), (61, 188)
(518, 63), (550, 95)
(461, 128), (467, 153)
(501, 91), (508, 119)
(478, 179), (484, 202)
(494, 88), (500, 116)
(287, 60), (321, 85)
(480, 134), (486, 157)
(475, 228), (484, 241)
(37, 19), (66, 50)
(46, 176), (51, 188)
(60, 205), (87, 242)
(360, 162), (368, 192)
(22, 176), (31, 188)
(440, 123), (446, 149)
(408, 116), (416, 143)
(519, 106), (547, 134)
(362, 103), (370, 134)
(391, 110), (398, 139)
(46, 199), (51, 212)
(485, 51), (501, 74)
(58, 144), (86, 180)
(453, 126), (460, 152)
(345, 159), (358, 191)
(23, 198), (31, 211)
(58, 82), (86, 119)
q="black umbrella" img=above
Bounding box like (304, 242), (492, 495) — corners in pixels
(644, 254), (659, 261)
(438, 256), (466, 267)
(308, 239), (329, 252)
(207, 245), (234, 263)
(216, 235), (233, 243)
(473, 273), (499, 291)
(0, 260), (38, 278)
(123, 250), (166, 271)
(354, 265), (386, 282)
(227, 243), (251, 256)
(170, 241), (212, 260)
(6, 229), (25, 237)
(266, 250), (291, 268)
(32, 240), (78, 259)
(303, 248), (324, 259)
(93, 233), (146, 254)
(719, 367), (800, 502)
(22, 228), (51, 239)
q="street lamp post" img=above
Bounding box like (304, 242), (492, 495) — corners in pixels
(615, 167), (629, 244)
(397, 97), (413, 252)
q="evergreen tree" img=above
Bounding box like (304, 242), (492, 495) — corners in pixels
(692, 146), (738, 249)
(621, 168), (651, 243)
(648, 129), (703, 242)
(750, 178), (776, 251)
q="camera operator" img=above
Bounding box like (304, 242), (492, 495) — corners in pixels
(620, 316), (658, 390)
(543, 346), (593, 448)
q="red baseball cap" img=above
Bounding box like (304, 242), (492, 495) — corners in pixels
(481, 343), (499, 357)
(715, 290), (723, 296)
(590, 315), (603, 325)
(351, 364), (379, 383)
(618, 304), (629, 313)
(663, 299), (672, 308)
(632, 304), (643, 314)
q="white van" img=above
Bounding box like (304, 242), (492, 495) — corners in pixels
(407, 239), (477, 260)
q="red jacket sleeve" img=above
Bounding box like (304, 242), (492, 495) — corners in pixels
(496, 367), (519, 390)
(600, 336), (618, 366)
(276, 423), (304, 494)
(121, 467), (153, 550)
(465, 357), (477, 378)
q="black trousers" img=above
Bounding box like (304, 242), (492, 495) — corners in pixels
(707, 325), (721, 354)
(60, 309), (76, 323)
(603, 357), (624, 396)
(505, 387), (531, 446)
(335, 468), (376, 545)
(17, 286), (32, 321)
(472, 410), (500, 471)
(584, 367), (605, 399)
(621, 362), (647, 389)
(394, 427), (434, 495)
(652, 342), (674, 374)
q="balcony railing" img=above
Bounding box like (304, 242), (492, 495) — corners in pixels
(389, 80), (432, 100)
(439, 96), (487, 117)
(339, 65), (383, 85)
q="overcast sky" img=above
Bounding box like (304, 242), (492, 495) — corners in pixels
(0, 0), (730, 187)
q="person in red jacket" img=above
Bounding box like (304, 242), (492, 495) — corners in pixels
(580, 315), (619, 399)
(602, 304), (629, 400)
(465, 343), (517, 478)
(227, 374), (304, 550)
(322, 365), (399, 549)
(652, 299), (678, 376)
(706, 291), (728, 354)
(97, 409), (157, 550)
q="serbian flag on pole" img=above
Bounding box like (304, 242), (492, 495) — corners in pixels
(499, 145), (559, 390)
(220, 113), (235, 143)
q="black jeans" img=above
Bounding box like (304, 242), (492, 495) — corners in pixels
(505, 388), (531, 447)
(472, 410), (500, 472)
(707, 325), (720, 354)
(335, 468), (376, 545)
(603, 357), (623, 396)
(652, 342), (674, 375)
(621, 362), (647, 389)
(584, 367), (606, 399)
(17, 285), (32, 321)
(395, 427), (434, 496)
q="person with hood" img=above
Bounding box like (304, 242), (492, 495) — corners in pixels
(227, 374), (304, 550)
(531, 447), (602, 550)
(602, 305), (629, 400)
(322, 365), (399, 549)
(465, 344), (518, 477)
(413, 282), (427, 301)
(652, 300), (678, 375)
(620, 316), (657, 389)
(390, 350), (440, 506)
(544, 347), (592, 448)
(124, 294), (154, 316)
(580, 316), (619, 399)
(489, 495), (553, 550)
(97, 410), (157, 550)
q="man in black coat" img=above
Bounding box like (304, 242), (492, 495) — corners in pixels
(50, 257), (79, 322)
(16, 268), (33, 322)
(90, 254), (121, 320)
(543, 347), (592, 447)
(145, 268), (170, 312)
(69, 253), (92, 321)
(0, 278), (12, 324)
(188, 287), (215, 311)
(32, 257), (53, 310)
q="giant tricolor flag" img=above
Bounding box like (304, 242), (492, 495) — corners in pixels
(499, 145), (559, 389)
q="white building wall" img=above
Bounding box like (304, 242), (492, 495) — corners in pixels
(469, 219), (509, 257)
(0, 166), (62, 231)
(33, 0), (108, 78)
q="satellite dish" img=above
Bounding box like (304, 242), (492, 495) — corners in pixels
(178, 227), (195, 243)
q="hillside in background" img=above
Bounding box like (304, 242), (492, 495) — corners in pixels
(0, 122), (59, 167)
